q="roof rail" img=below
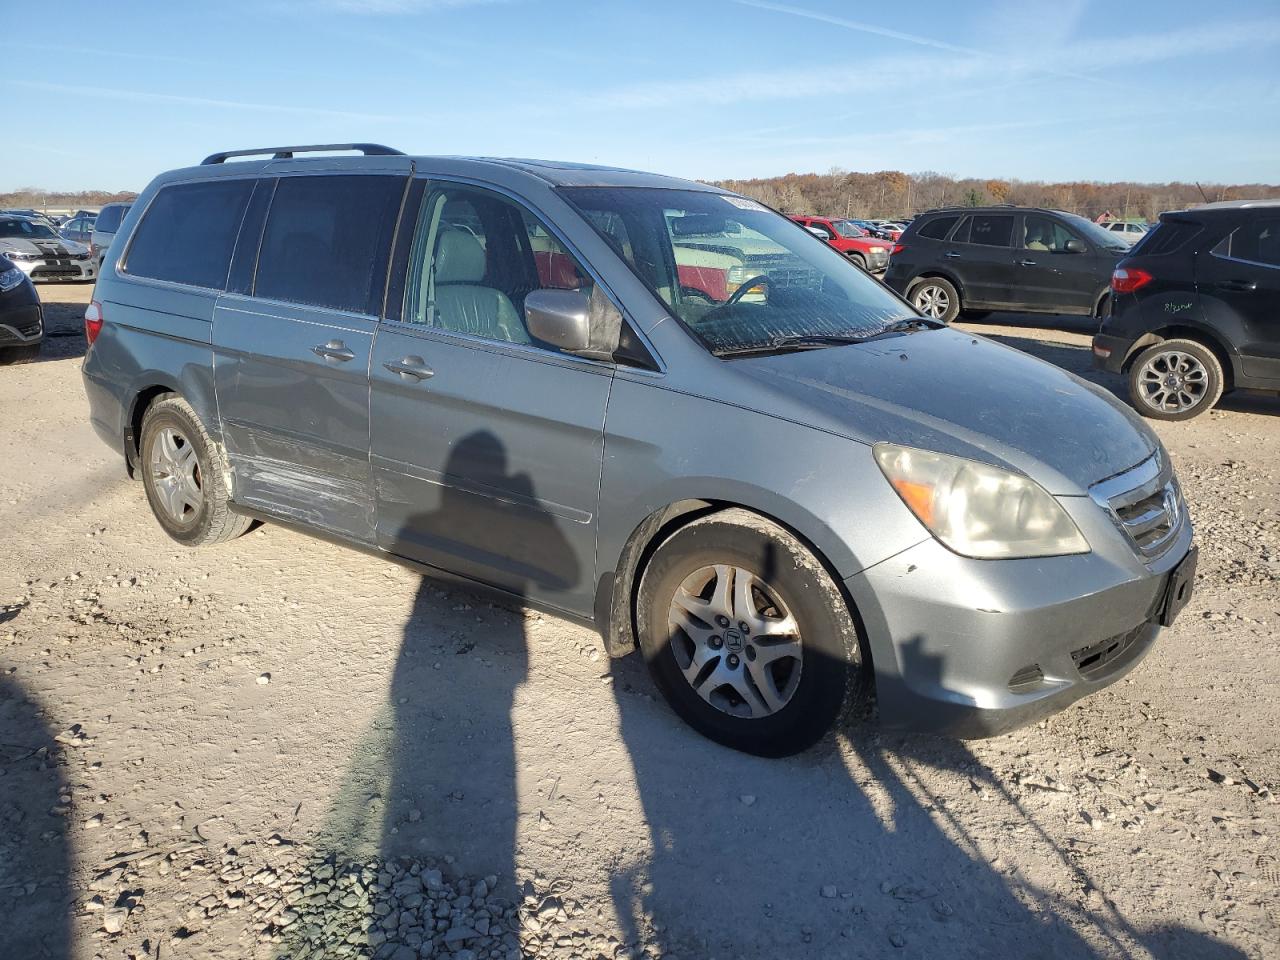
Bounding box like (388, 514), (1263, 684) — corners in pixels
(201, 143), (405, 165)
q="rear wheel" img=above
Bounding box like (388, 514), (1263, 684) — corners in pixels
(139, 395), (251, 545)
(1127, 339), (1224, 421)
(909, 277), (960, 323)
(636, 509), (869, 757)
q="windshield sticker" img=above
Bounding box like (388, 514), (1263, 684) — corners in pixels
(722, 196), (768, 212)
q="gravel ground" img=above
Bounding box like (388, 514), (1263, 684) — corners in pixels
(2, 286), (1277, 959)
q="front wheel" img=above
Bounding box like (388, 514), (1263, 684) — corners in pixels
(1127, 339), (1224, 421)
(909, 277), (961, 323)
(636, 509), (869, 757)
(847, 253), (868, 271)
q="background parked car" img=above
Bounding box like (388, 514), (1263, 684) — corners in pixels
(884, 206), (1129, 323)
(60, 215), (97, 245)
(1093, 199), (1280, 420)
(869, 220), (905, 241)
(0, 215), (98, 283)
(1101, 220), (1150, 247)
(90, 201), (132, 266)
(0, 252), (43, 364)
(790, 215), (891, 272)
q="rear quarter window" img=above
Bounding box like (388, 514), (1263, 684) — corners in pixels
(254, 174), (405, 314)
(124, 180), (253, 289)
(1132, 220), (1201, 256)
(95, 205), (127, 233)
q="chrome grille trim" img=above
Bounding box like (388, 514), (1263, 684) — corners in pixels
(1089, 452), (1183, 560)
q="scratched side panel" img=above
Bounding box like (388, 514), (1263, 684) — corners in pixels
(212, 294), (377, 542)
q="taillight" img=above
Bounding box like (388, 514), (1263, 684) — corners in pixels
(1111, 267), (1152, 294)
(85, 300), (104, 345)
(891, 243), (906, 256)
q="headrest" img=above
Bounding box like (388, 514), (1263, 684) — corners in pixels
(435, 228), (486, 284)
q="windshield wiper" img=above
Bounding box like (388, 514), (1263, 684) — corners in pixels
(715, 320), (934, 358)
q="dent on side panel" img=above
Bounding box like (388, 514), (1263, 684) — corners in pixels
(597, 376), (926, 582)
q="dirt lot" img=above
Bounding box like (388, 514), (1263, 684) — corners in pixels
(3, 284), (1278, 960)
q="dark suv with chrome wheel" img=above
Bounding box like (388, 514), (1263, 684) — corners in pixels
(884, 206), (1127, 324)
(1093, 200), (1280, 420)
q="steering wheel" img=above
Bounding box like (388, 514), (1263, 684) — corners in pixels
(726, 274), (771, 306)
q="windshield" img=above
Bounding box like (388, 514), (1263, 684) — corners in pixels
(560, 188), (915, 356)
(0, 218), (58, 240)
(833, 219), (868, 238)
(1062, 213), (1129, 250)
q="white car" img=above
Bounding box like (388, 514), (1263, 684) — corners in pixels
(1101, 221), (1149, 246)
(0, 214), (97, 283)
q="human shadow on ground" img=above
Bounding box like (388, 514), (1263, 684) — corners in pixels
(0, 671), (72, 958)
(282, 430), (578, 959)
(279, 430), (1246, 959)
(608, 633), (1249, 959)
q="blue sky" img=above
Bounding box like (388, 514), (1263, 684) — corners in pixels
(4, 0), (1279, 191)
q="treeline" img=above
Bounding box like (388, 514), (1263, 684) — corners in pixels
(712, 170), (1280, 222)
(1, 188), (138, 211)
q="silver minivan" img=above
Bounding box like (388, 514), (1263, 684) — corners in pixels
(82, 145), (1196, 756)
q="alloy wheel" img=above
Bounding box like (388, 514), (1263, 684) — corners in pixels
(149, 426), (203, 524)
(666, 564), (803, 719)
(1136, 350), (1209, 414)
(913, 283), (950, 319)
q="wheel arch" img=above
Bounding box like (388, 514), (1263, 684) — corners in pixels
(907, 270), (965, 302)
(595, 499), (877, 682)
(124, 380), (181, 478)
(1121, 323), (1238, 390)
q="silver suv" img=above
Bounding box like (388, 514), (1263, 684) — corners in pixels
(81, 144), (1196, 756)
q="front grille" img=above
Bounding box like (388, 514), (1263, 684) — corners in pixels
(1071, 624), (1146, 680)
(1089, 453), (1183, 559)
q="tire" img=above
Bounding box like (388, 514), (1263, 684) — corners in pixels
(139, 394), (251, 545)
(908, 277), (961, 323)
(848, 253), (868, 271)
(1127, 339), (1224, 421)
(636, 508), (869, 757)
(0, 343), (41, 365)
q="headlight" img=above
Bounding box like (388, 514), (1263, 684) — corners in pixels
(3, 250), (35, 261)
(869, 246), (886, 254)
(874, 443), (1089, 559)
(0, 266), (24, 292)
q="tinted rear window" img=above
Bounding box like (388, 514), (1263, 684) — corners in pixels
(969, 214), (1014, 247)
(917, 215), (959, 240)
(96, 205), (128, 233)
(125, 181), (253, 289)
(254, 175), (404, 314)
(1217, 216), (1280, 267)
(1133, 219), (1201, 256)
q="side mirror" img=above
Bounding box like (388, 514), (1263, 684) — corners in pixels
(524, 287), (622, 361)
(1064, 238), (1087, 254)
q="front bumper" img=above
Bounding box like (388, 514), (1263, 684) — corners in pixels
(846, 498), (1194, 738)
(1092, 333), (1134, 374)
(9, 255), (97, 283)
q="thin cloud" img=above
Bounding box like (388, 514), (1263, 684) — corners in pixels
(732, 0), (988, 58)
(13, 81), (407, 123)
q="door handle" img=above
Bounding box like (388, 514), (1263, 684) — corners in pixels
(383, 356), (434, 381)
(1217, 279), (1257, 292)
(312, 339), (355, 362)
(943, 251), (962, 259)
(1019, 259), (1038, 266)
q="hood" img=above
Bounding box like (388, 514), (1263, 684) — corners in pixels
(0, 236), (88, 256)
(731, 327), (1159, 495)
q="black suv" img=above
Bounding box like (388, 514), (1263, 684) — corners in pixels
(0, 252), (43, 364)
(884, 206), (1128, 324)
(1093, 200), (1280, 420)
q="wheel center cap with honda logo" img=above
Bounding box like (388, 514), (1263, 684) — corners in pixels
(723, 628), (745, 653)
